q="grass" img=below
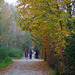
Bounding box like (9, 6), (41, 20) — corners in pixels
(0, 47), (24, 70)
(0, 60), (13, 70)
(8, 54), (24, 60)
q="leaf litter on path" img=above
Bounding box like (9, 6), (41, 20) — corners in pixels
(0, 56), (55, 75)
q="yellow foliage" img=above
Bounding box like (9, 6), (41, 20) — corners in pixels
(16, 0), (72, 73)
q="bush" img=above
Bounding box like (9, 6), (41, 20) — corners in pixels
(64, 32), (75, 74)
(0, 47), (24, 70)
(64, 33), (75, 66)
(0, 47), (24, 62)
(8, 47), (24, 58)
(0, 47), (8, 60)
(4, 57), (12, 63)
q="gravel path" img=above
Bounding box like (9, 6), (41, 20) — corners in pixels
(0, 54), (51, 75)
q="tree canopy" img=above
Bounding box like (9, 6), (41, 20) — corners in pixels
(16, 0), (75, 74)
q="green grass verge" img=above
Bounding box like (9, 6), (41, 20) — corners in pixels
(0, 47), (24, 70)
(0, 60), (13, 70)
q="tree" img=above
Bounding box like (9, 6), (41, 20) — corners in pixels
(16, 0), (73, 74)
(0, 0), (4, 46)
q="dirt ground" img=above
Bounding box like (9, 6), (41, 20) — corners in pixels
(0, 54), (53, 75)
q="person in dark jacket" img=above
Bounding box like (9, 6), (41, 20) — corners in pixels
(29, 49), (32, 59)
(35, 48), (39, 59)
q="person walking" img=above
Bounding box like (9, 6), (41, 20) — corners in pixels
(25, 48), (28, 60)
(29, 49), (32, 59)
(35, 48), (39, 59)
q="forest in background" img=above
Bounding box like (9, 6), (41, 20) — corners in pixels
(16, 0), (75, 75)
(0, 0), (32, 49)
(0, 0), (33, 70)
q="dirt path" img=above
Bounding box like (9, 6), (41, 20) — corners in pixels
(0, 54), (54, 75)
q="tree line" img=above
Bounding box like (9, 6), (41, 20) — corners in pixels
(0, 0), (33, 70)
(0, 0), (32, 49)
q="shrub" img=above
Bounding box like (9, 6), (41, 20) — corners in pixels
(0, 47), (24, 70)
(64, 33), (75, 66)
(0, 47), (8, 60)
(64, 32), (75, 74)
(8, 47), (24, 58)
(0, 47), (24, 62)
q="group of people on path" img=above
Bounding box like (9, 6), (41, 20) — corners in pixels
(25, 48), (39, 60)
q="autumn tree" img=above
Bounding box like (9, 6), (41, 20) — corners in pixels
(16, 0), (74, 74)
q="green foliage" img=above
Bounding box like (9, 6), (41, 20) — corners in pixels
(0, 47), (24, 70)
(0, 47), (8, 60)
(0, 60), (13, 70)
(0, 47), (24, 60)
(65, 33), (75, 65)
(64, 32), (75, 75)
(8, 47), (24, 58)
(66, 18), (75, 31)
(0, 47), (13, 70)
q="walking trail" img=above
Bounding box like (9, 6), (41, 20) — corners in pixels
(0, 53), (54, 75)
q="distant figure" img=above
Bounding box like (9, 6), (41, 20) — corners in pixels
(35, 48), (39, 59)
(25, 48), (28, 59)
(29, 49), (32, 59)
